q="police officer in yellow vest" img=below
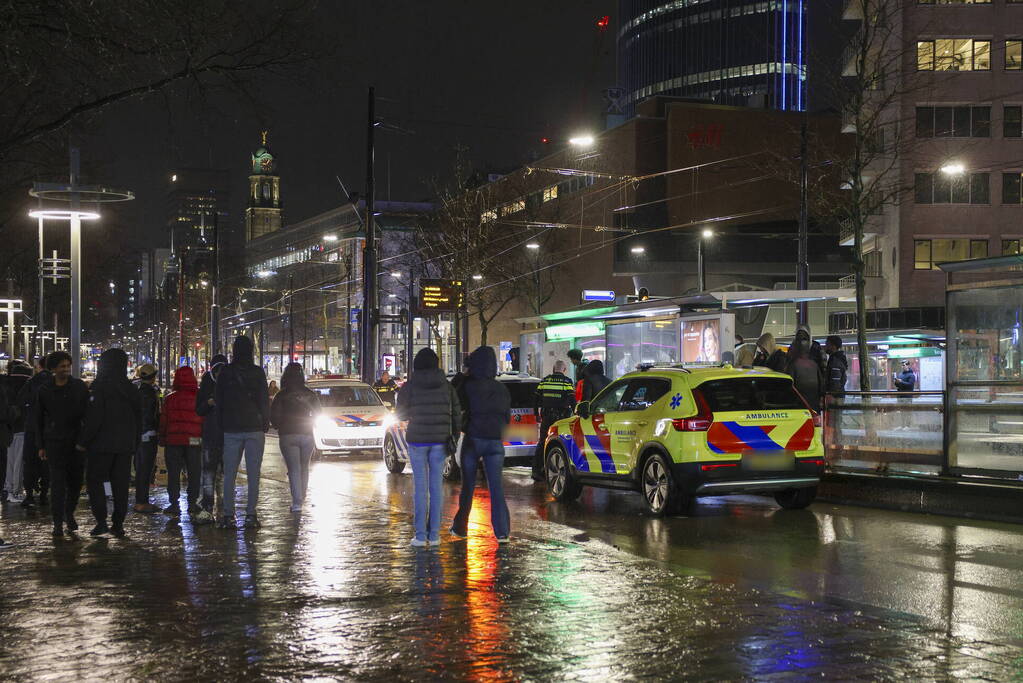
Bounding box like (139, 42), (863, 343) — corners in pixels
(531, 360), (576, 481)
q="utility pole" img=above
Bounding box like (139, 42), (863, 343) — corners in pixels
(288, 273), (295, 361)
(797, 120), (810, 325)
(211, 213), (221, 356)
(406, 275), (414, 375)
(69, 148), (82, 376)
(361, 86), (379, 384)
(36, 215), (44, 361)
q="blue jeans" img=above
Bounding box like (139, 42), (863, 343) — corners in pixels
(279, 433), (314, 507)
(409, 444), (447, 542)
(222, 432), (265, 518)
(452, 438), (510, 539)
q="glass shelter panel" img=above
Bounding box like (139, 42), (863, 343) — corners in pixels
(605, 319), (679, 379)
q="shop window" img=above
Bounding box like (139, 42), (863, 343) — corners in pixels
(1007, 40), (1022, 70)
(916, 106), (990, 137)
(1002, 239), (1021, 255)
(915, 172), (990, 203)
(914, 238), (989, 269)
(918, 39), (991, 71)
(1005, 106), (1023, 137)
(1004, 173), (1023, 204)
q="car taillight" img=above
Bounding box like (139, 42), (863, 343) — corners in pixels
(800, 457), (826, 466)
(671, 388), (712, 432)
(700, 462), (739, 471)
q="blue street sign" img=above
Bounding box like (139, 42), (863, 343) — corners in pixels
(582, 289), (615, 302)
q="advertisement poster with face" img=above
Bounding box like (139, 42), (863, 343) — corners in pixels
(682, 319), (720, 364)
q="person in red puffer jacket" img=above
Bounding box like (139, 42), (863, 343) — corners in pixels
(159, 366), (203, 518)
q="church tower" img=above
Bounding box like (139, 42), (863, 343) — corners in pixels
(244, 131), (282, 241)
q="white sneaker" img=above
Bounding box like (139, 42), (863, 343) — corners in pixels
(5, 494), (24, 504)
(410, 537), (428, 547)
(428, 538), (441, 546)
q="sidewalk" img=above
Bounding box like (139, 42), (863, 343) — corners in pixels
(819, 470), (1023, 524)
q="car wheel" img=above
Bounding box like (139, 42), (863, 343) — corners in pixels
(546, 445), (582, 502)
(442, 453), (461, 481)
(774, 486), (817, 510)
(642, 453), (686, 517)
(382, 437), (405, 473)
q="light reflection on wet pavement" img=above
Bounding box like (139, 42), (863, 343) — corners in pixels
(1, 438), (1022, 680)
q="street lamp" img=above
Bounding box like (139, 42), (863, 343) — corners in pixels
(569, 135), (595, 147)
(256, 269), (277, 279)
(323, 234), (338, 242)
(940, 162), (965, 175)
(472, 274), (483, 281)
(630, 245), (645, 254)
(698, 229), (714, 292)
(526, 242), (540, 250)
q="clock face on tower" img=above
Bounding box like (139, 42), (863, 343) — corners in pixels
(261, 156), (273, 172)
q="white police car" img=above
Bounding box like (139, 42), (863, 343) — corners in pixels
(308, 379), (396, 455)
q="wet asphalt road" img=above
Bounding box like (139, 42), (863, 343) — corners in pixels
(1, 438), (1022, 681)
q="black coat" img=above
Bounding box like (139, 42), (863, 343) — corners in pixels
(581, 360), (611, 402)
(79, 378), (142, 454)
(1, 374), (28, 435)
(270, 387), (321, 437)
(215, 362), (270, 433)
(195, 369), (223, 446)
(396, 368), (461, 444)
(459, 346), (511, 440)
(35, 377), (89, 444)
(826, 351), (849, 396)
(137, 380), (160, 433)
(16, 371), (50, 435)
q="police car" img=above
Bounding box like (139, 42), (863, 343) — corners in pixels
(308, 378), (396, 455)
(542, 365), (825, 516)
(382, 373), (540, 477)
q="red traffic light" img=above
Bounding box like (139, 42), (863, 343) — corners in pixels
(540, 137), (551, 144)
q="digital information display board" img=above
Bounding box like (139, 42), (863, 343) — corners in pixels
(419, 279), (465, 313)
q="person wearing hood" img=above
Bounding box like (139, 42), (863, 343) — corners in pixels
(215, 335), (270, 529)
(580, 360), (611, 403)
(2, 362), (32, 503)
(794, 324), (826, 375)
(77, 348), (142, 537)
(194, 353), (227, 524)
(133, 363), (161, 514)
(784, 336), (825, 411)
(37, 351), (89, 536)
(395, 349), (461, 547)
(159, 366), (203, 519)
(270, 362), (321, 513)
(451, 346), (512, 542)
(17, 356), (51, 508)
(753, 333), (787, 372)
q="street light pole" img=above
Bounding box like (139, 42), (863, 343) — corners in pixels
(797, 121), (810, 325)
(697, 237), (706, 292)
(211, 212), (221, 356)
(69, 148), (82, 376)
(361, 86), (379, 384)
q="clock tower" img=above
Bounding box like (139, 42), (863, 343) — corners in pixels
(245, 130), (282, 241)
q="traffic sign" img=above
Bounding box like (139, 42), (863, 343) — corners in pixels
(582, 289), (615, 302)
(419, 279), (465, 313)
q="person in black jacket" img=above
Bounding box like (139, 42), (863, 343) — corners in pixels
(395, 348), (461, 547)
(78, 349), (142, 537)
(2, 362), (31, 503)
(580, 359), (611, 403)
(531, 360), (576, 482)
(215, 336), (270, 529)
(824, 336), (848, 399)
(17, 357), (50, 508)
(270, 362), (321, 513)
(194, 353), (226, 524)
(36, 351), (89, 537)
(451, 346), (512, 542)
(133, 363), (161, 513)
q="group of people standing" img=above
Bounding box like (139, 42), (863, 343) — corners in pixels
(0, 335), (331, 545)
(734, 325), (849, 408)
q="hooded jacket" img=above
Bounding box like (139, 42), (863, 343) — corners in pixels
(270, 363), (321, 437)
(458, 346), (511, 440)
(581, 360), (611, 402)
(786, 340), (825, 410)
(136, 379), (160, 434)
(77, 348), (142, 454)
(215, 336), (271, 433)
(195, 353), (227, 448)
(396, 349), (461, 445)
(160, 366), (203, 446)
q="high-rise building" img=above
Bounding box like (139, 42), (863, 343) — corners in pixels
(244, 131), (283, 242)
(618, 0), (809, 115)
(165, 168), (230, 254)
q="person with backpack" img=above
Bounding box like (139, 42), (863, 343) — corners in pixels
(133, 363), (161, 514)
(78, 349), (142, 537)
(17, 356), (51, 508)
(395, 349), (461, 547)
(194, 354), (227, 525)
(159, 366), (203, 519)
(269, 362), (321, 513)
(451, 346), (511, 543)
(215, 336), (270, 529)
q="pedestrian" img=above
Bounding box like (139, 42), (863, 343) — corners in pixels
(133, 363), (161, 514)
(785, 334), (825, 411)
(2, 362), (31, 503)
(894, 360), (917, 393)
(396, 349), (461, 547)
(796, 323), (827, 375)
(35, 351), (89, 537)
(372, 370), (398, 406)
(159, 366), (203, 519)
(194, 354), (227, 525)
(451, 346), (511, 543)
(531, 360), (575, 482)
(824, 336), (849, 398)
(215, 336), (270, 529)
(17, 356), (51, 508)
(754, 333), (787, 372)
(270, 362), (321, 513)
(449, 360), (470, 393)
(733, 340), (759, 368)
(567, 348), (587, 382)
(78, 349), (141, 538)
(0, 372), (11, 504)
(580, 359), (611, 403)
(267, 380), (280, 399)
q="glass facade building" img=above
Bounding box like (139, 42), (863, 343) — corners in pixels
(618, 0), (807, 114)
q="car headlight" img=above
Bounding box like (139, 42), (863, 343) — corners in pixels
(381, 414), (397, 430)
(315, 415), (336, 431)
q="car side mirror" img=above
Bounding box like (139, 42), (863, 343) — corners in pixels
(575, 401), (590, 419)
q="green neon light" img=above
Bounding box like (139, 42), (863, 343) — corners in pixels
(546, 321), (605, 341)
(542, 306), (616, 322)
(886, 347), (941, 359)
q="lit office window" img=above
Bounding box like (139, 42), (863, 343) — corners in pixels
(914, 238), (988, 269)
(918, 39), (991, 71)
(1007, 41), (1022, 70)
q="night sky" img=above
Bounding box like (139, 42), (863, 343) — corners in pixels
(82, 1), (616, 250)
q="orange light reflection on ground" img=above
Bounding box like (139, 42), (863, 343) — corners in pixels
(463, 491), (513, 681)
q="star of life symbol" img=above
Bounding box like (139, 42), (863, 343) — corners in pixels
(670, 393), (683, 410)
